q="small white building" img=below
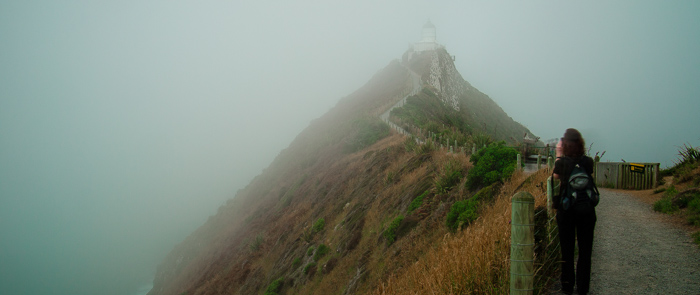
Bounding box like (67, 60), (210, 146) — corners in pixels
(413, 21), (442, 52)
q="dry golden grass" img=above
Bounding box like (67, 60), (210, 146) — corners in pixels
(374, 169), (550, 295)
(151, 127), (552, 295)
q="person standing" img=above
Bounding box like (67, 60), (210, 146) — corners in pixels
(553, 128), (596, 295)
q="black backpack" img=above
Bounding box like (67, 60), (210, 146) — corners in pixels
(561, 160), (600, 212)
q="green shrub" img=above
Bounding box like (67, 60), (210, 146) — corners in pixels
(466, 141), (518, 190)
(435, 160), (464, 193)
(408, 191), (429, 213)
(306, 246), (315, 256)
(653, 197), (678, 214)
(687, 197), (700, 226)
(313, 244), (329, 261)
(383, 215), (405, 245)
(666, 185), (678, 197)
(446, 198), (480, 231)
(264, 277), (284, 295)
(473, 183), (499, 202)
(313, 218), (325, 233)
(292, 257), (302, 268)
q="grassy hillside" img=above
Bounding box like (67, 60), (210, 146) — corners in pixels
(394, 48), (531, 145)
(652, 144), (700, 247)
(148, 52), (539, 295)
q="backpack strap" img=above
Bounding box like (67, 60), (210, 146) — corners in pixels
(577, 156), (600, 206)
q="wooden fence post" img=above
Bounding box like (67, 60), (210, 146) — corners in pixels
(511, 191), (534, 294)
(517, 154), (522, 170)
(546, 176), (554, 217)
(653, 163), (660, 188)
(537, 154), (542, 170)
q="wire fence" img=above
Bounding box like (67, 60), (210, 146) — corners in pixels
(532, 178), (560, 294)
(511, 172), (561, 294)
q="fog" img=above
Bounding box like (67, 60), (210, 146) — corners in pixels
(1, 1), (698, 294)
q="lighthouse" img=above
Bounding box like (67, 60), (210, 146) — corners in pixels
(420, 21), (436, 43)
(414, 21), (441, 52)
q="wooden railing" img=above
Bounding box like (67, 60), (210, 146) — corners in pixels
(594, 162), (659, 190)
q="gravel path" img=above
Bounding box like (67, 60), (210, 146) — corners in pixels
(379, 66), (420, 135)
(588, 189), (700, 294)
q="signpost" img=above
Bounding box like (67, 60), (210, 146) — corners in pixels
(630, 163), (645, 174)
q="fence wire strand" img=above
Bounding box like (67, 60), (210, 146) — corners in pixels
(532, 189), (561, 294)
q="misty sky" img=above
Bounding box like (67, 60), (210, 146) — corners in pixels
(1, 1), (699, 295)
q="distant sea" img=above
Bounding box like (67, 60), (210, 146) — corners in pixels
(132, 283), (152, 295)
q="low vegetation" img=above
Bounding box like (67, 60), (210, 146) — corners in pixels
(654, 144), (700, 247)
(653, 185), (679, 214)
(467, 141), (519, 190)
(343, 117), (390, 153)
(407, 190), (428, 213)
(312, 244), (329, 262)
(312, 218), (325, 233)
(389, 80), (530, 146)
(383, 215), (405, 246)
(291, 257), (302, 268)
(445, 183), (499, 231)
(434, 159), (465, 193)
(376, 169), (550, 294)
(264, 277), (284, 295)
(445, 198), (479, 231)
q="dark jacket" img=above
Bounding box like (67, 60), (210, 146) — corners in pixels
(553, 155), (594, 210)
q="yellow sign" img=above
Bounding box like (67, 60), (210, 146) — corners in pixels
(630, 163), (645, 174)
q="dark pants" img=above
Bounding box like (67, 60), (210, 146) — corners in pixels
(556, 208), (596, 294)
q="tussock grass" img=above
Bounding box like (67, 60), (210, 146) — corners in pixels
(154, 126), (551, 295)
(375, 169), (549, 295)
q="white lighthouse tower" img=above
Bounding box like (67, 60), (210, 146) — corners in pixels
(421, 21), (436, 43)
(414, 21), (441, 52)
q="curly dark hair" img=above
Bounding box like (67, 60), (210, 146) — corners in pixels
(561, 128), (585, 157)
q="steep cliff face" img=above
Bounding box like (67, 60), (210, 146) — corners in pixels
(401, 48), (531, 143)
(149, 48), (533, 295)
(420, 48), (468, 111)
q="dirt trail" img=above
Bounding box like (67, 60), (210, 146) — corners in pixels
(587, 189), (700, 294)
(379, 66), (421, 135)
